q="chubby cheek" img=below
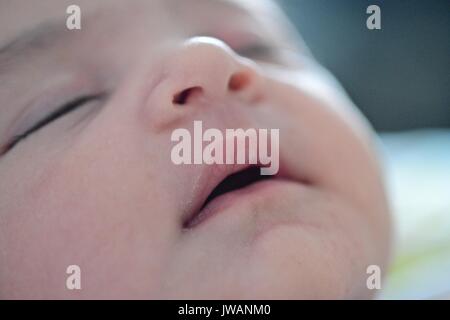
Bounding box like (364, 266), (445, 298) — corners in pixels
(0, 135), (177, 298)
(258, 75), (389, 244)
(244, 207), (374, 299)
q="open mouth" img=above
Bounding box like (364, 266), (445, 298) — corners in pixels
(202, 166), (273, 209)
(183, 165), (274, 228)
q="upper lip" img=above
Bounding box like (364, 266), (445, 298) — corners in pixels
(171, 109), (302, 228)
(181, 162), (255, 227)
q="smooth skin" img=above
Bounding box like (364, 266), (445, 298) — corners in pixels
(0, 0), (390, 299)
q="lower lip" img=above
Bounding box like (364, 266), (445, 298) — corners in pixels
(185, 178), (295, 228)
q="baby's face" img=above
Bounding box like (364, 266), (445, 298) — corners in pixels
(0, 0), (390, 299)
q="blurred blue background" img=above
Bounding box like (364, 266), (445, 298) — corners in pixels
(278, 0), (450, 132)
(277, 0), (450, 299)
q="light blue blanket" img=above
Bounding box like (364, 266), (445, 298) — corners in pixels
(379, 129), (450, 299)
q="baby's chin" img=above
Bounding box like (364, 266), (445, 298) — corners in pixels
(163, 181), (380, 299)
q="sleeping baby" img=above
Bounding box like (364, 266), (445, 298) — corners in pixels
(0, 0), (391, 299)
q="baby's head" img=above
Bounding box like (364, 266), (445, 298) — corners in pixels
(0, 0), (391, 299)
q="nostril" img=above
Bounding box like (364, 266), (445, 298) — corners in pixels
(228, 72), (251, 92)
(173, 86), (203, 105)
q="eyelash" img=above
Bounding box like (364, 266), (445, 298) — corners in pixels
(1, 93), (104, 155)
(201, 33), (278, 62)
(235, 43), (277, 60)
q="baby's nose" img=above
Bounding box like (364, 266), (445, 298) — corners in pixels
(144, 37), (264, 130)
(169, 37), (262, 104)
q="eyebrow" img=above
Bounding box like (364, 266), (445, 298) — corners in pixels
(0, 19), (69, 72)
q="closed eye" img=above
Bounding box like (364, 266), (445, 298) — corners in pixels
(235, 42), (278, 60)
(1, 93), (105, 155)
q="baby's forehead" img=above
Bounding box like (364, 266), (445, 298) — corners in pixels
(0, 1), (222, 61)
(0, 0), (302, 64)
(0, 0), (254, 34)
